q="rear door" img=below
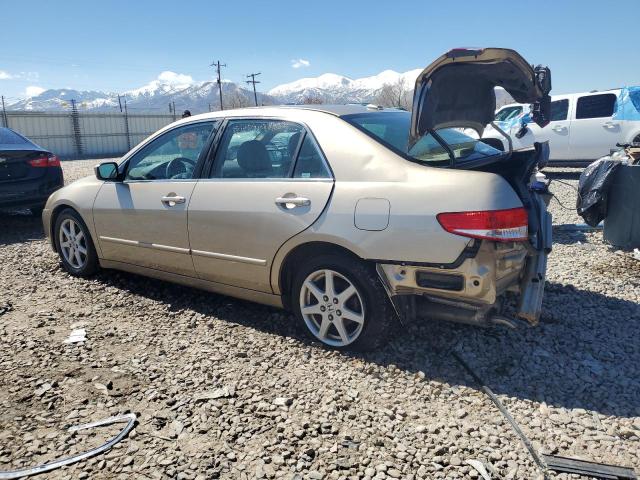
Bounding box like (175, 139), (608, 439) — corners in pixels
(188, 118), (333, 292)
(527, 96), (572, 160)
(568, 92), (620, 160)
(93, 120), (218, 276)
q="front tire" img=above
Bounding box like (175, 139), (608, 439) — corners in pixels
(291, 254), (397, 351)
(54, 208), (99, 277)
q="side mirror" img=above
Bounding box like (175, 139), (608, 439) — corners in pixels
(95, 162), (120, 181)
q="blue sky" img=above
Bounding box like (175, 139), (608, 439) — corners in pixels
(0, 0), (638, 101)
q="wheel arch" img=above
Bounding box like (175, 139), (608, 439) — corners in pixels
(276, 241), (364, 310)
(49, 204), (95, 255)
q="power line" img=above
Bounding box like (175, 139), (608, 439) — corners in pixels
(246, 72), (261, 107)
(210, 60), (226, 110)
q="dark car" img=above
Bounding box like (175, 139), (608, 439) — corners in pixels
(0, 127), (63, 215)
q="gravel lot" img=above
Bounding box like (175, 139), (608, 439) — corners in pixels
(1, 160), (639, 480)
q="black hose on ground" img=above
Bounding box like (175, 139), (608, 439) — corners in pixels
(450, 351), (549, 479)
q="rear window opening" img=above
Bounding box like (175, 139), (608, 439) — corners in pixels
(342, 111), (504, 168)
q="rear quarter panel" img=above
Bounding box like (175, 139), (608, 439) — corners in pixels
(270, 116), (523, 293)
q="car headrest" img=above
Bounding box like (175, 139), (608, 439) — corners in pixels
(237, 140), (272, 175)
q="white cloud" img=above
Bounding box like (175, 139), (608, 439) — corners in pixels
(25, 86), (45, 97)
(291, 59), (310, 69)
(0, 70), (13, 80)
(157, 71), (194, 85)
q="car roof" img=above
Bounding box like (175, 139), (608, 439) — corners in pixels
(185, 104), (406, 122)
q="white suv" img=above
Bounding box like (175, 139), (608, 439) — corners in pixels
(482, 87), (640, 166)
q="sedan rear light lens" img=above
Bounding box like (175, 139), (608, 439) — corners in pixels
(437, 207), (529, 242)
(28, 154), (60, 167)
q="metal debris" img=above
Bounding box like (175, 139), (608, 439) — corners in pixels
(63, 328), (87, 344)
(466, 459), (492, 480)
(0, 413), (136, 479)
(542, 454), (637, 480)
(0, 301), (12, 316)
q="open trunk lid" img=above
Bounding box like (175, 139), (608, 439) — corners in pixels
(410, 48), (551, 148)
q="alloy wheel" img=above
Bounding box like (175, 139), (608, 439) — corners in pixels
(59, 218), (88, 269)
(299, 269), (365, 347)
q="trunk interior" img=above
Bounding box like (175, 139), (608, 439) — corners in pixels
(462, 144), (549, 251)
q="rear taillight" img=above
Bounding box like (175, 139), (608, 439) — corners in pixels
(28, 154), (60, 168)
(437, 207), (529, 242)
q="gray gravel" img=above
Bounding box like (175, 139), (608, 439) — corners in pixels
(1, 162), (638, 479)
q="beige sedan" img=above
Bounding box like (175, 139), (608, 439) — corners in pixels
(43, 48), (553, 351)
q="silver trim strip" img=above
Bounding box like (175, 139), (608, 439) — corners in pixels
(99, 236), (190, 254)
(191, 249), (266, 266)
(100, 236), (266, 265)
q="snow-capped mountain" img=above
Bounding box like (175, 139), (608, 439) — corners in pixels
(6, 67), (514, 112)
(8, 76), (276, 113)
(268, 69), (423, 104)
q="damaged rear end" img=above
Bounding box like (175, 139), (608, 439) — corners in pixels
(379, 48), (553, 327)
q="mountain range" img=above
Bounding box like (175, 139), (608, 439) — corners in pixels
(6, 69), (512, 112)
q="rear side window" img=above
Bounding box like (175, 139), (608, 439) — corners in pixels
(0, 128), (29, 145)
(550, 99), (569, 121)
(293, 136), (331, 179)
(575, 94), (616, 119)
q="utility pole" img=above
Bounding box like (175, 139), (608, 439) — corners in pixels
(210, 60), (226, 110)
(123, 97), (131, 150)
(1, 95), (8, 127)
(172, 101), (176, 120)
(246, 72), (261, 106)
(117, 94), (123, 113)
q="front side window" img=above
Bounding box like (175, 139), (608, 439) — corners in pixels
(550, 99), (569, 121)
(575, 93), (616, 119)
(125, 122), (217, 181)
(212, 119), (318, 178)
(344, 111), (502, 167)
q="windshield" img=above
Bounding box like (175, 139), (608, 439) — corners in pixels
(494, 106), (523, 122)
(342, 111), (502, 166)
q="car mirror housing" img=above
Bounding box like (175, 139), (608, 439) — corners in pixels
(95, 162), (120, 181)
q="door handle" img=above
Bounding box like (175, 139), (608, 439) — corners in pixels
(275, 196), (311, 209)
(161, 194), (186, 207)
(551, 125), (565, 132)
(603, 122), (618, 129)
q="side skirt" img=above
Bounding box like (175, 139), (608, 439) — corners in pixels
(99, 259), (284, 309)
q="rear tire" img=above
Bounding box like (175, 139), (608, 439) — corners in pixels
(54, 208), (99, 277)
(291, 254), (397, 351)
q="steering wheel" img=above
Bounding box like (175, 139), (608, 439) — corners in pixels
(165, 157), (196, 178)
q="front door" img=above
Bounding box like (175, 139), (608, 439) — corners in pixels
(93, 120), (218, 276)
(188, 118), (334, 292)
(527, 96), (572, 160)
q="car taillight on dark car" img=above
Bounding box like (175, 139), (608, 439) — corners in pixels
(437, 207), (529, 242)
(28, 154), (60, 168)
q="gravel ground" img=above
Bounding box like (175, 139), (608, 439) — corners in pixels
(1, 161), (639, 480)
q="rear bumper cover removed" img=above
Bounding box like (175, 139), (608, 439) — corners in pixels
(377, 199), (552, 327)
